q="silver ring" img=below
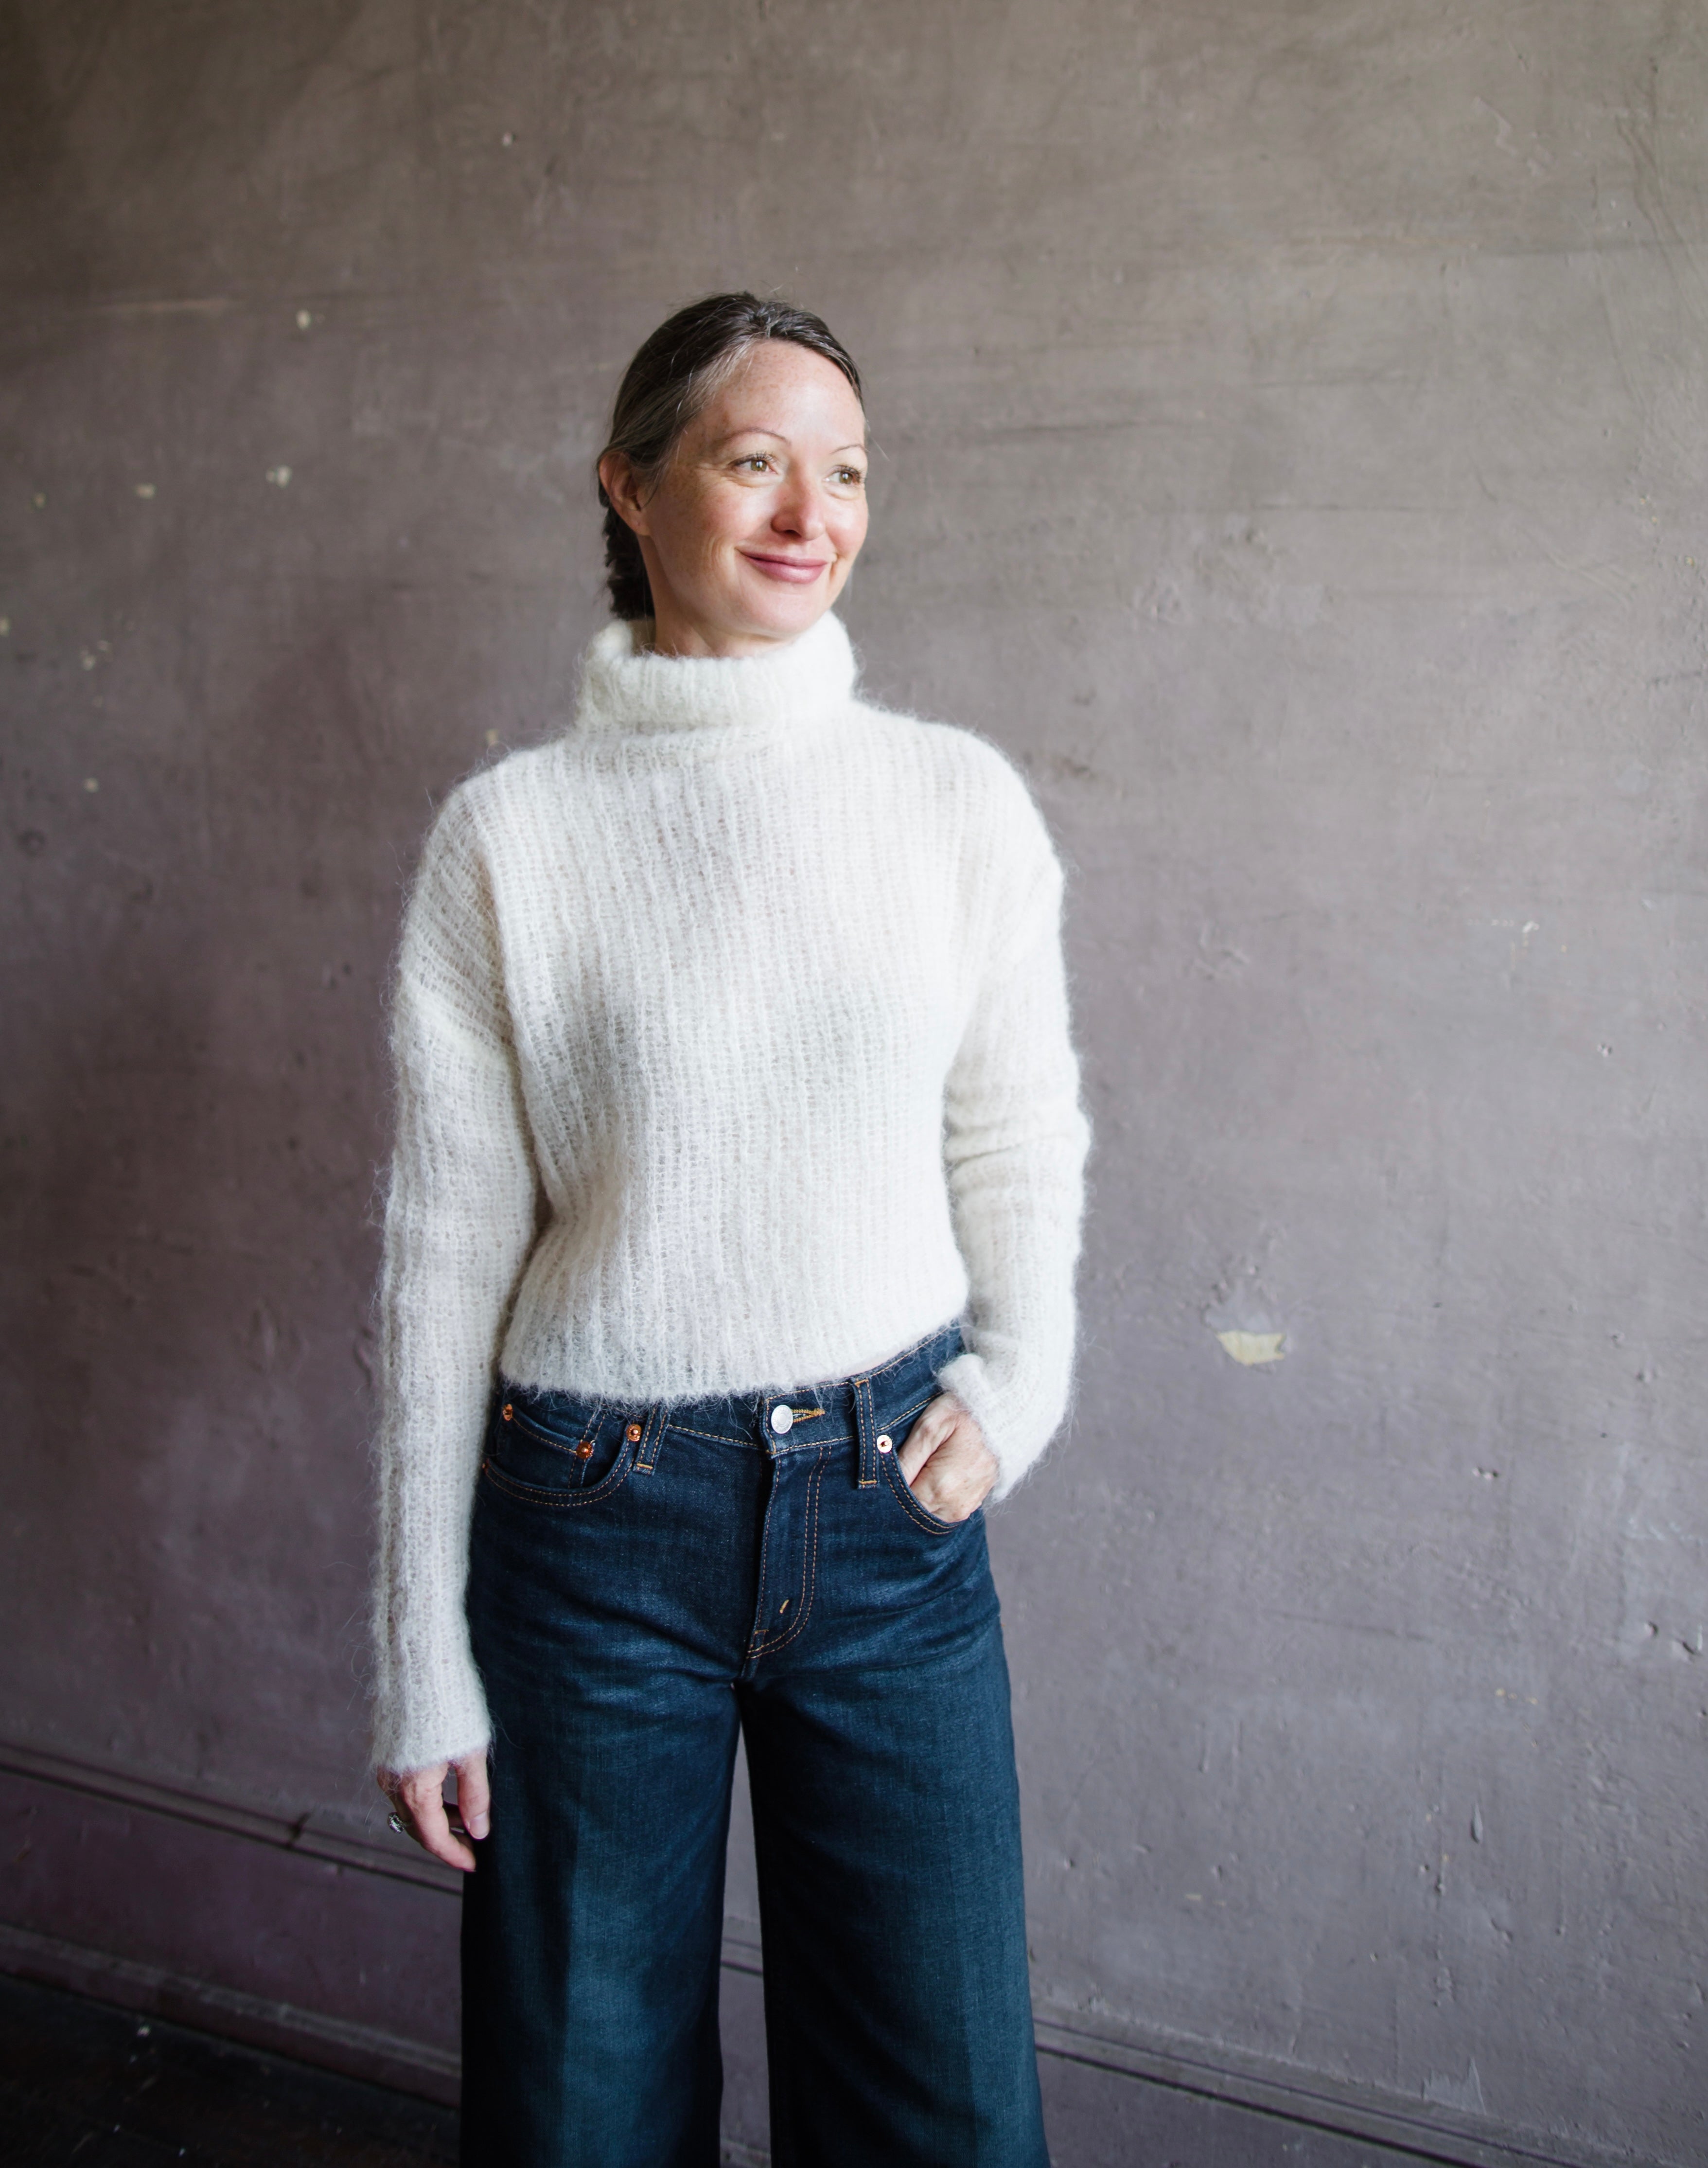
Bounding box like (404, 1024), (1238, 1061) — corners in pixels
(388, 1811), (406, 1835)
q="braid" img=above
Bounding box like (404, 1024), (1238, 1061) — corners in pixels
(600, 502), (653, 622)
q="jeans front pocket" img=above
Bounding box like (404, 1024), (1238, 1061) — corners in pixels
(481, 1390), (635, 1508)
(878, 1394), (983, 1537)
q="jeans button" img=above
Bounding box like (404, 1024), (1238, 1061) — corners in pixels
(877, 1434), (893, 1454)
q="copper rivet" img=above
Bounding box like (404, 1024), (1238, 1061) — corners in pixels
(576, 1441), (595, 1460)
(626, 1422), (643, 1443)
(876, 1434), (893, 1454)
(502, 1404), (513, 1421)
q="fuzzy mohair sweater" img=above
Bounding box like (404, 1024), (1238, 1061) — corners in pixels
(372, 611), (1088, 1775)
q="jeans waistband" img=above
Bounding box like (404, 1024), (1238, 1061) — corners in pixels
(501, 1320), (964, 1479)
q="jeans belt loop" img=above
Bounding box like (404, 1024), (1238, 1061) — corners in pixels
(635, 1404), (666, 1475)
(852, 1374), (877, 1491)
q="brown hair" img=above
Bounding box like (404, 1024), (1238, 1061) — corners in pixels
(596, 292), (864, 620)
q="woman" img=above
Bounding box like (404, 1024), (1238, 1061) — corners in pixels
(374, 293), (1087, 2168)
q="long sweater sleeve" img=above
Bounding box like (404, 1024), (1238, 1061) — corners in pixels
(372, 796), (539, 1775)
(935, 823), (1089, 1498)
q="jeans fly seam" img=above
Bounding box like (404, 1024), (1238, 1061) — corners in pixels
(746, 1441), (781, 1662)
(748, 1449), (825, 1661)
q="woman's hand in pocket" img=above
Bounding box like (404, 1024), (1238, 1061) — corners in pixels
(378, 1750), (491, 1873)
(898, 1393), (998, 1524)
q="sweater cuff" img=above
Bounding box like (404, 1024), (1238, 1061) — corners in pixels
(935, 1345), (1062, 1502)
(371, 1647), (493, 1778)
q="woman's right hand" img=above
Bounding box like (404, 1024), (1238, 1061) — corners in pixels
(378, 1750), (491, 1873)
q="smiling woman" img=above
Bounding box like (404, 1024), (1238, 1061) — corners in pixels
(599, 334), (868, 654)
(370, 293), (1089, 2168)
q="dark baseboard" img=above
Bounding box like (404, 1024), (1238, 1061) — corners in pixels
(1029, 2013), (1655, 2168)
(0, 1737), (456, 1895)
(0, 1918), (461, 2105)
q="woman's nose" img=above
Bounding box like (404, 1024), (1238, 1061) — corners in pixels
(772, 480), (828, 539)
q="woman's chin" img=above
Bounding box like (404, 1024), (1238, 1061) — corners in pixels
(701, 592), (835, 653)
(757, 605), (830, 647)
(737, 575), (835, 636)
(652, 570), (841, 656)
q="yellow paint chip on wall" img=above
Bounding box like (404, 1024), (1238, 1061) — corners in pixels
(1217, 1329), (1285, 1366)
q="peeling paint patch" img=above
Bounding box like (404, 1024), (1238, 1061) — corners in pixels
(134, 482), (156, 499)
(1216, 1329), (1285, 1366)
(1424, 2059), (1486, 2112)
(1205, 1263), (1288, 1367)
(266, 465), (292, 488)
(295, 310), (313, 330)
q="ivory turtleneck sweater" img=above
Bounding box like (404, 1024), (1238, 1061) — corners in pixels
(373, 612), (1088, 1775)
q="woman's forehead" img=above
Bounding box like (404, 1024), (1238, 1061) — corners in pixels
(697, 343), (866, 445)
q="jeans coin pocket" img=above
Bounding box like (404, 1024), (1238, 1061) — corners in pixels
(483, 1395), (633, 1506)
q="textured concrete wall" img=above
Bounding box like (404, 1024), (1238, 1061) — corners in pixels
(2, 2), (1705, 2161)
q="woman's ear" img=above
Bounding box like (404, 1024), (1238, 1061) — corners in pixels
(598, 451), (650, 536)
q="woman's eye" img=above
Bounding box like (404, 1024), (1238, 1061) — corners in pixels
(833, 467), (866, 487)
(735, 455), (771, 474)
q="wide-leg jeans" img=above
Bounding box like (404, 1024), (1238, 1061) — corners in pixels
(460, 1322), (1049, 2168)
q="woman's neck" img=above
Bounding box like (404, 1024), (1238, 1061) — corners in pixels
(641, 609), (801, 660)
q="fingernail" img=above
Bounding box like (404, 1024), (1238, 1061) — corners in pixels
(469, 1812), (490, 1838)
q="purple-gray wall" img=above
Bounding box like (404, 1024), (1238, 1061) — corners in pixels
(3, 4), (1705, 2163)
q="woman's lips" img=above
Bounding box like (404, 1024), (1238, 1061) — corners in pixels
(741, 551), (830, 585)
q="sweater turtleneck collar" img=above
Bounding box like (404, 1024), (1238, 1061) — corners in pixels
(572, 610), (857, 752)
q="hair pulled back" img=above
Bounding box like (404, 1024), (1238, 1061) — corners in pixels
(596, 292), (864, 621)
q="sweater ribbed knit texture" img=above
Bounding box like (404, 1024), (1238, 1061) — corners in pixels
(372, 612), (1088, 1775)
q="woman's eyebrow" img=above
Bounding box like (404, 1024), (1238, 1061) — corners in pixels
(707, 429), (867, 455)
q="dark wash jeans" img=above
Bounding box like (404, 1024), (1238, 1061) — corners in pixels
(461, 1322), (1048, 2168)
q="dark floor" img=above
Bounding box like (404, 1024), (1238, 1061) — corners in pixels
(0, 1972), (1482, 2168)
(0, 1974), (457, 2168)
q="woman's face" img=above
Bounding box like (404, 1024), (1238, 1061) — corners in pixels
(601, 341), (869, 658)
